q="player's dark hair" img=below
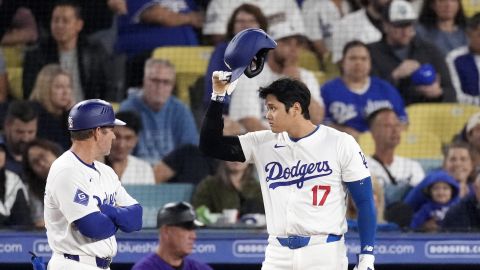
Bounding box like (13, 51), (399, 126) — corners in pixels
(366, 107), (396, 128)
(115, 111), (142, 135)
(467, 13), (480, 31)
(4, 100), (38, 124)
(226, 4), (268, 40)
(22, 139), (63, 201)
(259, 78), (311, 120)
(70, 129), (95, 140)
(53, 0), (83, 19)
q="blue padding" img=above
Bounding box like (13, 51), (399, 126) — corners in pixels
(346, 177), (376, 254)
(113, 204), (143, 233)
(74, 212), (117, 239)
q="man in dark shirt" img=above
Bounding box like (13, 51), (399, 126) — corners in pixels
(368, 0), (456, 105)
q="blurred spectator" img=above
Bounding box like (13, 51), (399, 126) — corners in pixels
(153, 144), (217, 185)
(405, 142), (475, 211)
(203, 3), (268, 111)
(202, 0), (304, 45)
(2, 100), (38, 176)
(321, 41), (407, 140)
(0, 140), (31, 229)
(23, 0), (114, 102)
(302, 0), (352, 60)
(366, 108), (425, 207)
(446, 13), (480, 104)
(347, 176), (400, 231)
(369, 0), (456, 105)
(464, 112), (480, 167)
(22, 139), (63, 229)
(331, 0), (391, 63)
(132, 201), (212, 270)
(410, 170), (459, 232)
(115, 0), (203, 57)
(229, 21), (324, 131)
(0, 50), (6, 100)
(119, 59), (198, 164)
(0, 2), (38, 46)
(442, 170), (480, 231)
(417, 0), (467, 56)
(106, 111), (155, 185)
(192, 161), (264, 216)
(28, 64), (73, 150)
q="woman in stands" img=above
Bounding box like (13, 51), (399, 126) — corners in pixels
(29, 64), (74, 150)
(417, 0), (467, 56)
(22, 139), (63, 229)
(321, 40), (408, 140)
(203, 3), (268, 111)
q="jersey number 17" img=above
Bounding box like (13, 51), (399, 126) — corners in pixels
(311, 185), (330, 206)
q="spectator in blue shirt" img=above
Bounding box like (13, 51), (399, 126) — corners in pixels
(321, 40), (407, 140)
(120, 58), (199, 165)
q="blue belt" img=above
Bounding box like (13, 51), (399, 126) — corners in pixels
(276, 234), (342, 249)
(64, 253), (112, 269)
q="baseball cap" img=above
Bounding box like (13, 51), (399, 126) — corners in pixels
(157, 201), (204, 229)
(268, 21), (306, 41)
(385, 0), (418, 27)
(466, 112), (480, 133)
(411, 64), (436, 86)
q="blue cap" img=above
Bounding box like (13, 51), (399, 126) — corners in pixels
(411, 64), (436, 86)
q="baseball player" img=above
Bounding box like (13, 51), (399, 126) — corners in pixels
(199, 29), (376, 270)
(44, 99), (143, 270)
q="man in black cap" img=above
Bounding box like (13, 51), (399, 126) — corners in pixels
(132, 201), (213, 270)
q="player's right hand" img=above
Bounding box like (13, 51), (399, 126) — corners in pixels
(353, 254), (375, 270)
(212, 71), (238, 96)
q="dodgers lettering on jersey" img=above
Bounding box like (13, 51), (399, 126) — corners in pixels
(239, 125), (370, 237)
(265, 160), (333, 189)
(44, 151), (138, 258)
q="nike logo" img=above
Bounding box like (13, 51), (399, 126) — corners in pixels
(274, 144), (286, 148)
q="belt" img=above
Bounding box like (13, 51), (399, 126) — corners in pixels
(64, 253), (112, 269)
(274, 234), (343, 249)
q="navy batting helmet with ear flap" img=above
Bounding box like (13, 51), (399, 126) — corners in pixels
(68, 99), (126, 131)
(224, 28), (277, 83)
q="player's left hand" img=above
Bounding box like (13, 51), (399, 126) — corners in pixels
(353, 254), (375, 270)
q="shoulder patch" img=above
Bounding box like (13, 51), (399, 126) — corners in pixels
(73, 189), (89, 206)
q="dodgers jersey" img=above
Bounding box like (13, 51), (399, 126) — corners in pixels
(239, 125), (370, 236)
(44, 151), (138, 258)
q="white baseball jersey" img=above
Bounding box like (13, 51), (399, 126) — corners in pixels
(203, 0), (304, 35)
(44, 151), (138, 258)
(239, 125), (370, 236)
(229, 64), (323, 125)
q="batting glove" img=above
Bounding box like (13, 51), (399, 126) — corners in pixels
(353, 254), (375, 270)
(211, 71), (238, 102)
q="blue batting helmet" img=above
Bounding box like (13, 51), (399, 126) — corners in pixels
(224, 28), (277, 82)
(68, 99), (126, 131)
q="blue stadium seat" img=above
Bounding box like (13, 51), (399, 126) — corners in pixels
(123, 183), (194, 228)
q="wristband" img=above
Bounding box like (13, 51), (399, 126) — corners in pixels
(211, 92), (226, 103)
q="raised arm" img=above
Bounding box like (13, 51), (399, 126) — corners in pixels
(199, 72), (246, 162)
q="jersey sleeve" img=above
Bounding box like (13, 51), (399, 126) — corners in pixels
(115, 185), (139, 207)
(338, 133), (371, 182)
(238, 131), (268, 163)
(48, 169), (99, 223)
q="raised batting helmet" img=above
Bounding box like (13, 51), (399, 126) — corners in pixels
(68, 99), (126, 131)
(224, 28), (277, 83)
(157, 201), (203, 229)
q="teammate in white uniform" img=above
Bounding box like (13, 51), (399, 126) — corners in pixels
(200, 72), (376, 270)
(44, 99), (143, 270)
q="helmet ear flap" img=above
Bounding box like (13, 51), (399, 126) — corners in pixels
(244, 48), (269, 78)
